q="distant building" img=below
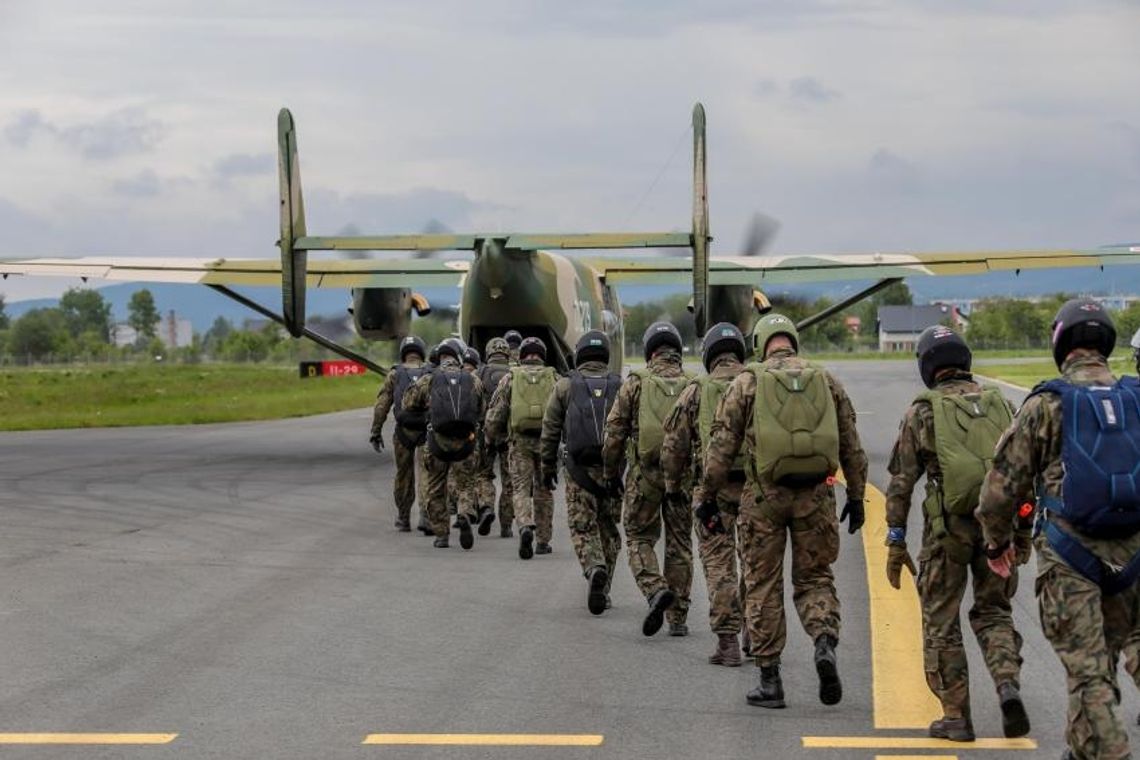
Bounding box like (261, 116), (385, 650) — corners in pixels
(162, 311), (194, 348)
(111, 324), (138, 348)
(877, 304), (959, 352)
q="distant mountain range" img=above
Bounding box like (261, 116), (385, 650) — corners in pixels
(7, 265), (1139, 334)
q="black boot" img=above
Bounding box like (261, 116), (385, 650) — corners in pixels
(642, 588), (675, 637)
(477, 506), (495, 536)
(586, 566), (608, 616)
(746, 665), (785, 709)
(814, 634), (842, 705)
(929, 717), (975, 742)
(457, 516), (474, 551)
(432, 535), (449, 548)
(518, 526), (534, 560)
(998, 682), (1030, 738)
(394, 516), (411, 532)
(417, 513), (433, 536)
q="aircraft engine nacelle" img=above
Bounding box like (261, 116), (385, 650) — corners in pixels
(349, 288), (431, 341)
(691, 285), (773, 337)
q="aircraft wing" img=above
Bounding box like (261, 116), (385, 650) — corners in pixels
(587, 245), (1140, 285)
(0, 256), (471, 288)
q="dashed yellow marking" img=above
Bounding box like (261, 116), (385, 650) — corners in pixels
(363, 733), (604, 746)
(0, 734), (177, 744)
(804, 736), (1036, 750)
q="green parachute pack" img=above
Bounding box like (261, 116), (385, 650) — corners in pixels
(916, 386), (1011, 535)
(633, 368), (691, 466)
(509, 365), (558, 435)
(752, 363), (839, 486)
(696, 375), (745, 472)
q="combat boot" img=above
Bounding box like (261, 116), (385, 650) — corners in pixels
(708, 633), (743, 667)
(394, 517), (411, 532)
(535, 542), (552, 555)
(997, 682), (1030, 738)
(519, 526), (535, 560)
(432, 536), (449, 549)
(814, 634), (842, 705)
(746, 665), (785, 709)
(476, 506), (495, 536)
(928, 717), (975, 742)
(500, 523), (513, 539)
(586, 566), (608, 616)
(668, 622), (689, 637)
(642, 588), (675, 637)
(417, 513), (433, 536)
(457, 516), (474, 551)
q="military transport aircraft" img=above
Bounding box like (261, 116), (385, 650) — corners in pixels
(2, 103), (1139, 374)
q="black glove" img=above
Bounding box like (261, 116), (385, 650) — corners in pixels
(840, 499), (864, 534)
(606, 477), (625, 499)
(370, 434), (384, 453)
(542, 469), (558, 492)
(695, 498), (726, 535)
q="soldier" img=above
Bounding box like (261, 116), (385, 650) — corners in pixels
(370, 335), (430, 532)
(1132, 328), (1140, 376)
(603, 321), (694, 637)
(541, 330), (623, 615)
(485, 337), (559, 559)
(504, 329), (523, 365)
(885, 326), (1028, 742)
(477, 338), (515, 537)
(463, 346), (481, 373)
(662, 323), (748, 666)
(700, 313), (867, 709)
(402, 338), (485, 550)
(448, 345), (485, 527)
(415, 342), (443, 535)
(978, 299), (1140, 760)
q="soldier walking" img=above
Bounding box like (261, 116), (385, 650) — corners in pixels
(603, 322), (694, 637)
(541, 330), (623, 614)
(662, 323), (748, 665)
(370, 335), (430, 532)
(700, 313), (867, 708)
(485, 337), (559, 559)
(978, 300), (1140, 760)
(477, 338), (515, 537)
(886, 326), (1028, 742)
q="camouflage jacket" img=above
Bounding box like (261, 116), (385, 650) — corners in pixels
(662, 353), (744, 498)
(539, 359), (611, 472)
(886, 372), (1016, 542)
(402, 355), (485, 455)
(602, 349), (686, 481)
(370, 356), (425, 438)
(699, 348), (868, 503)
(484, 356), (551, 454)
(977, 350), (1115, 549)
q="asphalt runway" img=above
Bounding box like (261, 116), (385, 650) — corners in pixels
(0, 360), (1133, 758)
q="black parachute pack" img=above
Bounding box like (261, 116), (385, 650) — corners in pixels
(426, 367), (480, 462)
(478, 362), (510, 400)
(563, 370), (622, 497)
(392, 365), (429, 447)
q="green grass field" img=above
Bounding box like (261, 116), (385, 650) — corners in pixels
(0, 364), (378, 431)
(976, 357), (1134, 390)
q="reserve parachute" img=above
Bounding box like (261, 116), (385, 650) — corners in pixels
(633, 369), (691, 467)
(509, 365), (558, 435)
(752, 364), (839, 486)
(696, 375), (744, 473)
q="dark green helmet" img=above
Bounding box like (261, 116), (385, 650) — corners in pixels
(751, 313), (799, 358)
(485, 337), (510, 360)
(643, 321), (682, 361)
(701, 322), (746, 371)
(399, 335), (427, 362)
(1051, 298), (1115, 369)
(574, 330), (610, 367)
(519, 336), (547, 362)
(916, 325), (971, 388)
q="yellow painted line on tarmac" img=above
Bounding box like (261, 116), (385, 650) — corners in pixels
(363, 733), (604, 746)
(859, 480), (942, 729)
(875, 755), (957, 760)
(804, 736), (1036, 750)
(0, 734), (177, 744)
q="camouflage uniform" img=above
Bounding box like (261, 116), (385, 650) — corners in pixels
(541, 359), (622, 587)
(701, 348), (868, 665)
(886, 372), (1023, 721)
(603, 349), (694, 625)
(978, 350), (1140, 760)
(662, 353), (746, 635)
(401, 356), (485, 538)
(477, 352), (515, 533)
(485, 357), (556, 545)
(370, 355), (427, 526)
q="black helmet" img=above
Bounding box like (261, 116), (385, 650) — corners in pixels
(428, 343), (441, 365)
(701, 322), (746, 371)
(643, 321), (682, 361)
(399, 335), (427, 362)
(518, 336), (547, 362)
(437, 338), (465, 362)
(916, 325), (972, 388)
(1051, 298), (1116, 369)
(463, 346), (481, 367)
(504, 330), (523, 349)
(574, 330), (610, 367)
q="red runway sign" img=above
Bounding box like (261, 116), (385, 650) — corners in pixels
(299, 360), (368, 378)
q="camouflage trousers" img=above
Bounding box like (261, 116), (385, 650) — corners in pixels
(739, 482), (839, 666)
(391, 435), (418, 523)
(1035, 531), (1140, 760)
(696, 491), (743, 635)
(478, 442), (514, 529)
(565, 464), (621, 586)
(422, 448), (480, 538)
(510, 439), (553, 543)
(916, 537), (1023, 719)
(623, 466), (693, 625)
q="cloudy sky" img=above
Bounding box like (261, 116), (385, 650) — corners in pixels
(1, 0), (1138, 300)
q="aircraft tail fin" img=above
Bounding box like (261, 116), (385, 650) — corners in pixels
(277, 108), (308, 337)
(691, 102), (710, 336)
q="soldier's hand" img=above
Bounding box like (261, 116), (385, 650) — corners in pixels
(542, 469), (558, 491)
(885, 543), (917, 589)
(986, 542), (1016, 579)
(370, 434), (384, 453)
(606, 477), (625, 500)
(695, 498), (727, 535)
(1014, 532), (1033, 566)
(840, 499), (865, 534)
